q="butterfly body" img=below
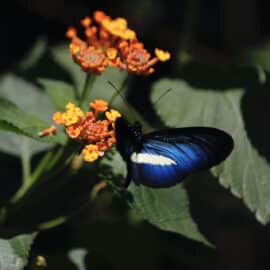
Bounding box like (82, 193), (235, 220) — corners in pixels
(115, 118), (234, 188)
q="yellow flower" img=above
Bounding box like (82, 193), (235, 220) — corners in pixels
(155, 48), (171, 62)
(105, 109), (122, 122)
(82, 144), (100, 162)
(107, 48), (118, 60)
(102, 17), (136, 40)
(52, 103), (84, 126)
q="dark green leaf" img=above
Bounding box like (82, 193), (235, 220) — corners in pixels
(151, 78), (270, 224)
(129, 183), (210, 245)
(0, 74), (67, 157)
(240, 43), (270, 72)
(0, 97), (66, 145)
(18, 38), (47, 71)
(100, 150), (209, 245)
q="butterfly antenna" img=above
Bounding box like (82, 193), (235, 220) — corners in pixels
(107, 80), (138, 121)
(153, 88), (172, 106)
(107, 80), (127, 105)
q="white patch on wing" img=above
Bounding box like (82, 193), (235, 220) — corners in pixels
(131, 152), (176, 166)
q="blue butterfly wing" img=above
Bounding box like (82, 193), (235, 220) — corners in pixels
(130, 127), (233, 187)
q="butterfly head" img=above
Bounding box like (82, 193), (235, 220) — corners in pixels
(115, 118), (143, 159)
(130, 121), (143, 143)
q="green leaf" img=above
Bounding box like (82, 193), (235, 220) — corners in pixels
(18, 38), (47, 71)
(0, 74), (67, 157)
(240, 43), (270, 72)
(129, 183), (210, 245)
(0, 131), (50, 158)
(99, 150), (209, 245)
(0, 232), (37, 270)
(0, 97), (66, 145)
(0, 74), (53, 120)
(68, 248), (88, 270)
(39, 79), (77, 111)
(151, 78), (270, 224)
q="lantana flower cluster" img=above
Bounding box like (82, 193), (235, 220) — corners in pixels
(66, 10), (171, 75)
(52, 100), (121, 162)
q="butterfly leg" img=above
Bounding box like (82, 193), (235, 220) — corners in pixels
(124, 177), (131, 188)
(124, 164), (132, 188)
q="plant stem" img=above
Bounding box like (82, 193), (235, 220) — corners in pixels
(21, 140), (31, 185)
(79, 73), (96, 108)
(11, 150), (53, 204)
(179, 0), (201, 65)
(10, 74), (96, 205)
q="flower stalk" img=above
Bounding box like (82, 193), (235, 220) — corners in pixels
(79, 73), (96, 108)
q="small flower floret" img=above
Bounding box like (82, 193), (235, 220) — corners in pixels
(38, 125), (57, 137)
(90, 99), (108, 112)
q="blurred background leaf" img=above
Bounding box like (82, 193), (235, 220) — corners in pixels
(39, 79), (77, 111)
(68, 248), (88, 270)
(0, 233), (36, 270)
(0, 74), (67, 158)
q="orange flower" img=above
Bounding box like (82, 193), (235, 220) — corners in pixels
(155, 48), (171, 62)
(105, 109), (122, 122)
(82, 144), (100, 162)
(66, 10), (171, 75)
(102, 17), (136, 40)
(52, 100), (121, 163)
(38, 125), (57, 137)
(90, 99), (108, 112)
(118, 41), (171, 76)
(52, 102), (84, 126)
(94, 10), (111, 23)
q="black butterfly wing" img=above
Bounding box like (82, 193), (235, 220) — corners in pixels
(130, 127), (233, 187)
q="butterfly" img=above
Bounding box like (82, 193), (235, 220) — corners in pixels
(115, 117), (234, 188)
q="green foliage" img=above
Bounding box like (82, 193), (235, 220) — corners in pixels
(0, 233), (37, 270)
(0, 98), (66, 145)
(240, 43), (270, 72)
(39, 79), (77, 111)
(0, 74), (67, 157)
(68, 248), (88, 270)
(3, 35), (270, 268)
(99, 150), (209, 244)
(151, 78), (270, 224)
(130, 183), (211, 245)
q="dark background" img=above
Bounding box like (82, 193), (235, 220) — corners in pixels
(2, 0), (270, 269)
